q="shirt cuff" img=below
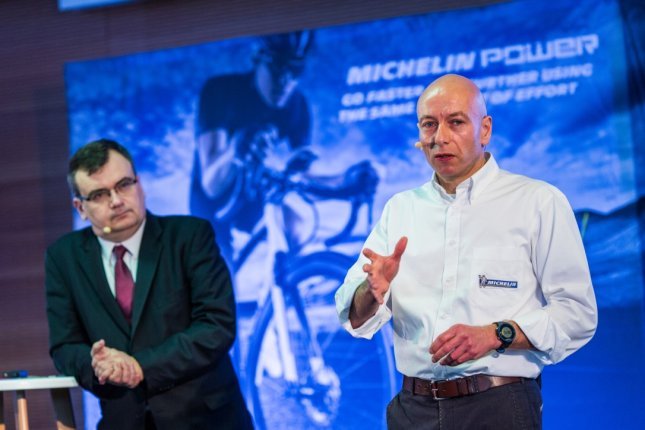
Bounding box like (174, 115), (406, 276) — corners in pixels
(336, 280), (392, 339)
(514, 308), (570, 364)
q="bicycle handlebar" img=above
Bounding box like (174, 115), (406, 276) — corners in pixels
(245, 152), (378, 236)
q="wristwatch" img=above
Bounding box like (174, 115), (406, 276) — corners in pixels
(494, 321), (516, 353)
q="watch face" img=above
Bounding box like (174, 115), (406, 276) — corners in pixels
(495, 322), (515, 352)
(501, 326), (513, 339)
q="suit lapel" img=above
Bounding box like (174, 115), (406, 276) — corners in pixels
(131, 214), (162, 333)
(79, 229), (131, 335)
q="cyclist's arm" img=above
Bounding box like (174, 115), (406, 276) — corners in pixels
(298, 172), (347, 199)
(197, 129), (238, 199)
(298, 166), (377, 202)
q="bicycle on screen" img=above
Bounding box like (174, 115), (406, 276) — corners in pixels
(219, 145), (397, 430)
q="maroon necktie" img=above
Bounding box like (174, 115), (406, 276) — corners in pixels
(113, 245), (134, 322)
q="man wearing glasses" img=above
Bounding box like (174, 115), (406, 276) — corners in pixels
(45, 139), (253, 429)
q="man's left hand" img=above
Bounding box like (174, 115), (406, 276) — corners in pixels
(91, 339), (144, 388)
(429, 324), (499, 366)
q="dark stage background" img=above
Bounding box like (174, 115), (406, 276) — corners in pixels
(1, 0), (643, 429)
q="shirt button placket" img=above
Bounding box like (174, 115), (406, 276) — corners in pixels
(435, 204), (461, 333)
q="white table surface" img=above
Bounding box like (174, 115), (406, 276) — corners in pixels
(0, 376), (77, 391)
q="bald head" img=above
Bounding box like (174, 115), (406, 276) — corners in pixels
(417, 74), (487, 119)
(415, 74), (493, 194)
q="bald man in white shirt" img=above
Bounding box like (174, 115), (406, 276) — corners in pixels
(335, 74), (597, 430)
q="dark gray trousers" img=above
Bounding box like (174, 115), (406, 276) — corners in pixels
(387, 379), (542, 430)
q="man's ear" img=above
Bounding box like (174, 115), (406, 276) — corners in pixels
(480, 115), (493, 147)
(73, 198), (87, 220)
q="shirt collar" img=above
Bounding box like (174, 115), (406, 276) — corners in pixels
(97, 218), (147, 260)
(429, 152), (499, 204)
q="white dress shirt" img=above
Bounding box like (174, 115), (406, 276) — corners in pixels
(335, 154), (597, 380)
(97, 219), (146, 296)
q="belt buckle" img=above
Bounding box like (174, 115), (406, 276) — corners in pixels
(430, 382), (440, 400)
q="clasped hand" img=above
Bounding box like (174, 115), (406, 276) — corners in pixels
(91, 339), (144, 388)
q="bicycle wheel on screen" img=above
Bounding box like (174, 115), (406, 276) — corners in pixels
(245, 251), (397, 430)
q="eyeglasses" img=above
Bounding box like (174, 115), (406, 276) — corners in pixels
(77, 177), (138, 205)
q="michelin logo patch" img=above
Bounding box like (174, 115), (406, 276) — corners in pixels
(479, 274), (518, 288)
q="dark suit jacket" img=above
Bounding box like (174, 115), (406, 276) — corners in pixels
(45, 213), (252, 429)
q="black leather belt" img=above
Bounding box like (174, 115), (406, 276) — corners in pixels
(403, 374), (527, 400)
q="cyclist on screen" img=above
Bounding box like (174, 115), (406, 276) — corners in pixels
(190, 30), (319, 265)
(189, 29), (382, 428)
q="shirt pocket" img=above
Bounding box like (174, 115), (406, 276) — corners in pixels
(469, 246), (525, 316)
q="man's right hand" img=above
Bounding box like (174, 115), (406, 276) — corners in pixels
(349, 236), (407, 328)
(362, 236), (408, 304)
(91, 339), (144, 389)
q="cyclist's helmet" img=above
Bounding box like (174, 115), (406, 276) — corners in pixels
(255, 30), (314, 77)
